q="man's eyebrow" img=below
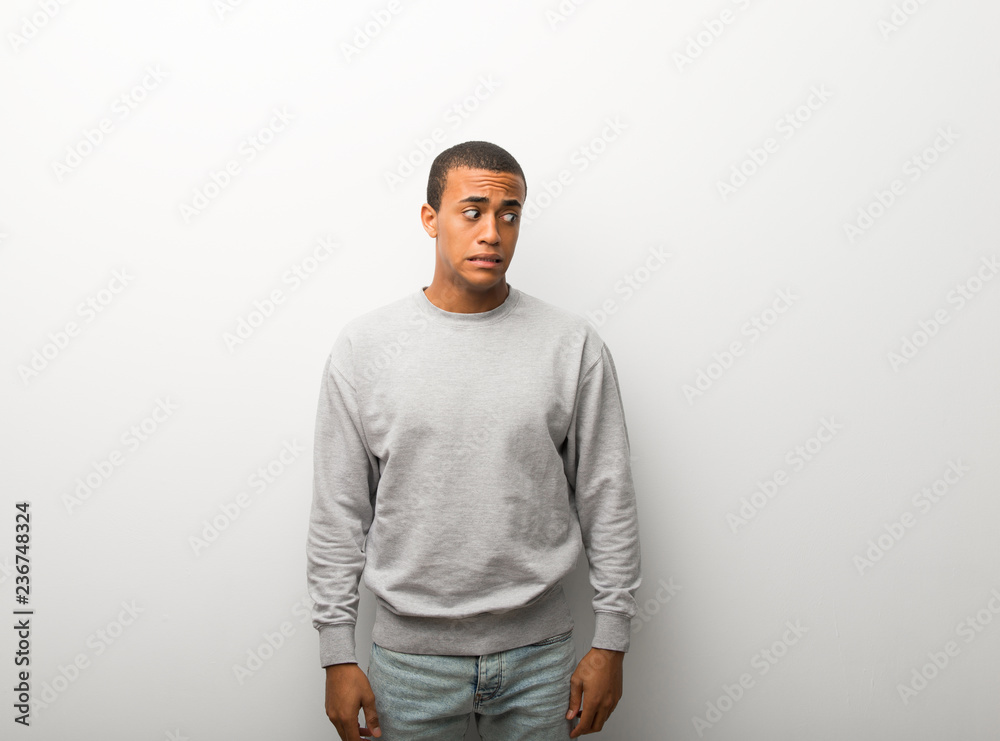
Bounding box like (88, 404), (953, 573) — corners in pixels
(458, 195), (523, 208)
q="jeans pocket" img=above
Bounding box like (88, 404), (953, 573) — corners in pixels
(527, 630), (573, 647)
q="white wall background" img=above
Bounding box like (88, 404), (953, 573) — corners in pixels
(2, 1), (999, 739)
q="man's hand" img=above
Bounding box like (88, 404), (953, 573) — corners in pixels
(325, 662), (382, 740)
(566, 647), (624, 737)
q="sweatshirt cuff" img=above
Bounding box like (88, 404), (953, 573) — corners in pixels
(319, 623), (358, 667)
(592, 611), (632, 653)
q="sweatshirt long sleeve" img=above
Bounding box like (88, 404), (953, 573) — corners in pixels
(306, 283), (642, 667)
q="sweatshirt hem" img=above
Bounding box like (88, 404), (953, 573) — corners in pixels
(371, 584), (574, 656)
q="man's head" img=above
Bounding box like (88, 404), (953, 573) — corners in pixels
(421, 141), (527, 300)
(425, 141), (526, 213)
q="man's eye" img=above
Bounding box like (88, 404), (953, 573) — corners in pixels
(463, 208), (480, 218)
(503, 213), (518, 223)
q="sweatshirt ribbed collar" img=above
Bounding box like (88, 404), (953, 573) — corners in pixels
(415, 283), (521, 326)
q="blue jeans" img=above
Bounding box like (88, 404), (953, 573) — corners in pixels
(366, 630), (577, 740)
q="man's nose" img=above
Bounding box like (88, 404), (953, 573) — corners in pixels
(480, 215), (500, 243)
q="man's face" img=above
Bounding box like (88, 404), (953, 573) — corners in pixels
(421, 166), (526, 293)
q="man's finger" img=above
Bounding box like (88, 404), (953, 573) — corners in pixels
(570, 690), (598, 738)
(361, 699), (382, 738)
(566, 673), (583, 721)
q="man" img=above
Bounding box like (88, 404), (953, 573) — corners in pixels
(306, 140), (642, 740)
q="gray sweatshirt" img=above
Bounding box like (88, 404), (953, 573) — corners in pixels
(306, 283), (642, 666)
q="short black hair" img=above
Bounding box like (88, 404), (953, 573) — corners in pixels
(426, 141), (527, 213)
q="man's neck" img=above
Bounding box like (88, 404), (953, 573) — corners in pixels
(423, 282), (509, 314)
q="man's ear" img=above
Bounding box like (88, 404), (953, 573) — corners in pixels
(420, 203), (437, 238)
